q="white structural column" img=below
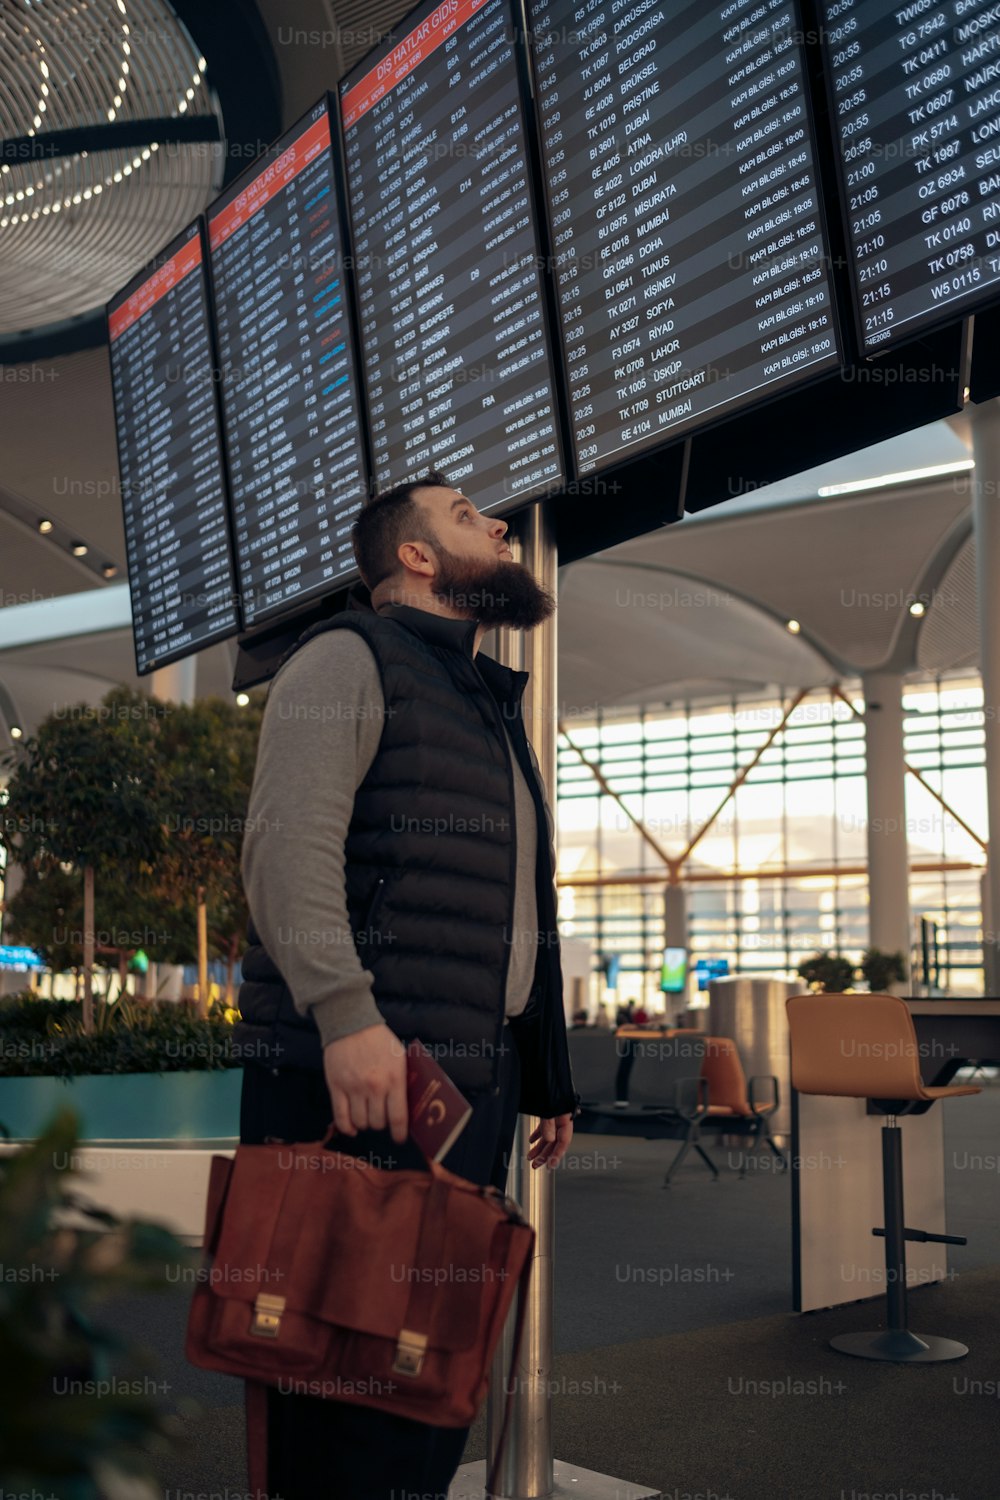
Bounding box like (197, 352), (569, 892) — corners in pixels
(150, 657), (197, 705)
(972, 398), (1000, 995)
(863, 671), (912, 975)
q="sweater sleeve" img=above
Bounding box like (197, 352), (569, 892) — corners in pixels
(241, 629), (388, 1048)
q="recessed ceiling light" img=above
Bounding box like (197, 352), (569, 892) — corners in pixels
(38, 518), (53, 533)
(236, 692), (250, 707)
(101, 563), (118, 579)
(71, 541), (88, 556)
(786, 619), (801, 634)
(909, 600), (926, 617)
(10, 726), (23, 740)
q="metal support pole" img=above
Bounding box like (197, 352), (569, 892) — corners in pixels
(451, 503), (658, 1500)
(489, 502), (557, 1499)
(972, 399), (1000, 995)
(881, 1122), (908, 1333)
(484, 1111), (554, 1498)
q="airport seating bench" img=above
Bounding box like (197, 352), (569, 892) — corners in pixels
(568, 1027), (787, 1183)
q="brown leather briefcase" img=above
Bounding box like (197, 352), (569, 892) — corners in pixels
(184, 1124), (535, 1495)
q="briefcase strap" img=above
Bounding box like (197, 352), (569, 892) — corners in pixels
(245, 1377), (269, 1499)
(396, 1173), (452, 1374)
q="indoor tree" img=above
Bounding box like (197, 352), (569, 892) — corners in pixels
(1, 688), (169, 1032)
(154, 693), (264, 1015)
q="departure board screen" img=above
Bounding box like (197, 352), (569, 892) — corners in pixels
(108, 222), (239, 676)
(528, 0), (842, 474)
(207, 99), (368, 627)
(340, 0), (565, 509)
(820, 0), (1000, 352)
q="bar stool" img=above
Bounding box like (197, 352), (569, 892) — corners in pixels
(786, 992), (980, 1363)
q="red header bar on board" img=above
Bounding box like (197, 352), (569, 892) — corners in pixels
(208, 112), (332, 251)
(341, 0), (488, 129)
(109, 233), (202, 342)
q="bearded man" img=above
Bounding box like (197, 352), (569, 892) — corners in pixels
(234, 469), (577, 1499)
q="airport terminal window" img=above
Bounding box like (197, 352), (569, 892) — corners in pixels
(557, 676), (988, 1007)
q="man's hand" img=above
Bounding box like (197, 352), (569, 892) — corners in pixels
(322, 1023), (408, 1143)
(527, 1113), (574, 1170)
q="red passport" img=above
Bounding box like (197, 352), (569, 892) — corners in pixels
(405, 1039), (473, 1162)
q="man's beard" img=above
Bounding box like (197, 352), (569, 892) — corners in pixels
(431, 543), (555, 628)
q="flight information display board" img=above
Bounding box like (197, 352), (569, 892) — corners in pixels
(107, 221), (239, 676)
(339, 0), (565, 509)
(206, 99), (368, 627)
(820, 0), (1000, 352)
(528, 0), (842, 474)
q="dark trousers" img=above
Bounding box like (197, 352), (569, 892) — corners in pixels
(238, 1026), (521, 1500)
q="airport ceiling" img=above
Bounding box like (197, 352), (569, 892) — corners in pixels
(0, 0), (989, 744)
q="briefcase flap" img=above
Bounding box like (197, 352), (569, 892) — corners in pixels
(209, 1145), (518, 1354)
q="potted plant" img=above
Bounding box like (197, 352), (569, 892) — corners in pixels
(796, 951), (857, 993)
(859, 948), (907, 994)
(0, 1106), (197, 1498)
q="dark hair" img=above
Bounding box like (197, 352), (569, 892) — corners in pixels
(351, 470), (452, 590)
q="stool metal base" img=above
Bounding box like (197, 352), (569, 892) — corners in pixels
(450, 1458), (661, 1498)
(830, 1328), (968, 1363)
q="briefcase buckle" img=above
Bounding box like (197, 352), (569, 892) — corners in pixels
(392, 1328), (428, 1376)
(251, 1293), (286, 1338)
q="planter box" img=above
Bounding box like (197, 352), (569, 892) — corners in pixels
(0, 1142), (233, 1243)
(0, 1068), (243, 1142)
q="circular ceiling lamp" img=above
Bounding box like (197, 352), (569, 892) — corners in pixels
(0, 0), (228, 348)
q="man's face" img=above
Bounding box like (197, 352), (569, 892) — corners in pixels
(416, 485), (511, 567)
(410, 485), (554, 629)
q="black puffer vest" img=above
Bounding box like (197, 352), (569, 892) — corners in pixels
(235, 597), (577, 1119)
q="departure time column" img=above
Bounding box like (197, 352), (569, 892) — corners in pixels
(822, 0), (1000, 349)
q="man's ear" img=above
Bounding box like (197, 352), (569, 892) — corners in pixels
(397, 539), (435, 577)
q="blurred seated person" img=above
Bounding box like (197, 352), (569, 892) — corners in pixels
(571, 1008), (591, 1029)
